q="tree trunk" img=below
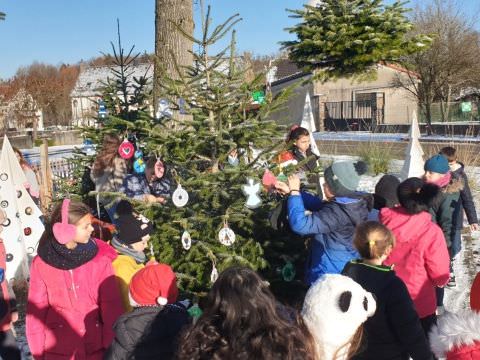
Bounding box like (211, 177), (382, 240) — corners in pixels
(154, 0), (193, 109)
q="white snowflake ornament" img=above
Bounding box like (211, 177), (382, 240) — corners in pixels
(172, 184), (189, 208)
(181, 230), (192, 250)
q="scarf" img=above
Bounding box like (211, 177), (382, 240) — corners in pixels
(111, 236), (146, 264)
(38, 237), (98, 270)
(428, 171), (452, 189)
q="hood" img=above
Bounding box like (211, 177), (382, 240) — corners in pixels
(430, 310), (480, 358)
(450, 162), (463, 173)
(335, 196), (371, 226)
(442, 175), (464, 194)
(379, 207), (433, 243)
(95, 238), (118, 261)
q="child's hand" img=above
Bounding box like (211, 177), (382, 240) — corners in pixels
(274, 181), (290, 195)
(11, 311), (18, 323)
(287, 175), (301, 191)
(156, 196), (167, 204)
(470, 223), (479, 232)
(144, 194), (157, 204)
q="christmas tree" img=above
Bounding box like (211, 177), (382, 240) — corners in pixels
(139, 5), (297, 296)
(282, 0), (431, 82)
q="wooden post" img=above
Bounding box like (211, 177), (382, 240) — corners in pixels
(40, 139), (53, 212)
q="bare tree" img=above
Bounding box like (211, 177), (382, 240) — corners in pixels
(392, 0), (480, 134)
(154, 0), (193, 108)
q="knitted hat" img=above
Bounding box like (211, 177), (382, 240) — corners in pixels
(129, 263), (178, 306)
(424, 154), (449, 174)
(471, 272), (480, 312)
(115, 200), (153, 245)
(324, 160), (368, 196)
(374, 174), (400, 209)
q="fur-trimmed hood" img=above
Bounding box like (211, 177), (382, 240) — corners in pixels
(441, 175), (464, 194)
(430, 310), (480, 358)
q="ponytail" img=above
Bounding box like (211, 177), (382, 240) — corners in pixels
(397, 177), (439, 215)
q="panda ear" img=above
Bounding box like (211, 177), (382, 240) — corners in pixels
(339, 291), (352, 313)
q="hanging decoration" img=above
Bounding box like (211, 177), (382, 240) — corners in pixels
(281, 261), (296, 282)
(210, 261), (219, 283)
(242, 178), (262, 209)
(133, 150), (146, 174)
(181, 230), (192, 250)
(218, 219), (235, 246)
(172, 184), (189, 208)
(118, 138), (134, 159)
(154, 159), (165, 179)
(156, 99), (173, 119)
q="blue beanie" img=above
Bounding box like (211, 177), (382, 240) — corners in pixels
(424, 154), (449, 174)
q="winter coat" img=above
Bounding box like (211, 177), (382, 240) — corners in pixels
(91, 157), (128, 205)
(450, 162), (478, 227)
(430, 310), (480, 360)
(149, 175), (174, 199)
(380, 207), (450, 318)
(342, 261), (433, 360)
(0, 240), (16, 332)
(120, 174), (151, 201)
(105, 304), (191, 360)
(112, 255), (145, 312)
(429, 174), (463, 249)
(26, 239), (124, 360)
(288, 192), (370, 284)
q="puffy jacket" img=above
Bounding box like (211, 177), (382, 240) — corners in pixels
(105, 304), (190, 360)
(430, 310), (480, 360)
(112, 255), (145, 312)
(451, 162), (478, 227)
(380, 207), (450, 318)
(429, 174), (463, 249)
(288, 192), (370, 284)
(343, 261), (433, 360)
(26, 239), (124, 360)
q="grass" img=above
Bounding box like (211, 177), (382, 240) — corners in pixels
(357, 141), (395, 175)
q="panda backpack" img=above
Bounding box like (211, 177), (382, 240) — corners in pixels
(302, 274), (376, 360)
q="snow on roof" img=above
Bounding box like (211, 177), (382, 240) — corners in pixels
(71, 63), (153, 98)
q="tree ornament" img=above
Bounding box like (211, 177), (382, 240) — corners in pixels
(133, 150), (146, 174)
(181, 230), (192, 250)
(172, 184), (189, 208)
(242, 178), (262, 209)
(218, 219), (235, 246)
(210, 262), (219, 283)
(118, 139), (134, 159)
(154, 159), (165, 179)
(156, 99), (173, 119)
(282, 261), (296, 282)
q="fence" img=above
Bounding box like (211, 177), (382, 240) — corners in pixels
(418, 102), (480, 123)
(324, 100), (384, 131)
(32, 158), (77, 194)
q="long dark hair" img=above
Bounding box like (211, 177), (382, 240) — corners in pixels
(176, 266), (317, 360)
(13, 146), (31, 169)
(92, 134), (122, 177)
(39, 200), (92, 247)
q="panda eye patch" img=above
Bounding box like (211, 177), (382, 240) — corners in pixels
(363, 296), (368, 311)
(339, 291), (352, 312)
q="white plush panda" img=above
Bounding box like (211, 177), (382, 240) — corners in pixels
(302, 274), (377, 360)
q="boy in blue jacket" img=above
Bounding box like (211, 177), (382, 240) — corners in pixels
(276, 160), (371, 285)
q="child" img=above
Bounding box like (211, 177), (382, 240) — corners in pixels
(144, 157), (175, 200)
(13, 146), (40, 205)
(176, 266), (317, 360)
(439, 146), (479, 256)
(26, 199), (124, 359)
(110, 200), (153, 312)
(277, 160), (371, 284)
(429, 271), (480, 359)
(302, 274), (376, 360)
(0, 210), (20, 360)
(105, 264), (190, 360)
(380, 177), (450, 336)
(368, 174), (401, 221)
(283, 126), (323, 197)
(342, 221), (433, 360)
(120, 158), (166, 204)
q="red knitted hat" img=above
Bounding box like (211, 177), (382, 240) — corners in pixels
(129, 263), (178, 306)
(471, 272), (480, 312)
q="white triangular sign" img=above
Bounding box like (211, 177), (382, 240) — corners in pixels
(400, 111), (425, 180)
(0, 136), (44, 281)
(300, 92), (320, 156)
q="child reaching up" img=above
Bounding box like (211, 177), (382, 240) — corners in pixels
(26, 199), (124, 359)
(342, 221), (433, 360)
(106, 264), (190, 360)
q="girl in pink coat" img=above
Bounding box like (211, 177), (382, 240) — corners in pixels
(380, 177), (450, 336)
(26, 199), (124, 360)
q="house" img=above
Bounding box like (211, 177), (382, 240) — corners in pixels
(0, 88), (44, 133)
(70, 63), (154, 126)
(270, 60), (419, 131)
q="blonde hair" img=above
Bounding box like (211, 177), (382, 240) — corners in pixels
(354, 221), (395, 259)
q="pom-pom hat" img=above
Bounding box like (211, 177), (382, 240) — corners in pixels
(129, 263), (178, 306)
(324, 160), (368, 196)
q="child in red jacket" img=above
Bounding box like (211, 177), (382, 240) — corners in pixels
(26, 199), (124, 360)
(0, 210), (20, 360)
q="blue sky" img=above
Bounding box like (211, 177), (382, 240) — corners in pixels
(1, 0), (479, 80)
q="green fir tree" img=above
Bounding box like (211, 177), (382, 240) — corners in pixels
(282, 0), (431, 82)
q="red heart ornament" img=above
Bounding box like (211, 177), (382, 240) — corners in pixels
(118, 140), (134, 159)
